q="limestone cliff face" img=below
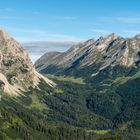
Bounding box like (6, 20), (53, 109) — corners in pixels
(0, 28), (55, 95)
(35, 33), (140, 75)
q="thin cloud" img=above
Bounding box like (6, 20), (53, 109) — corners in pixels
(48, 33), (81, 41)
(117, 17), (140, 24)
(0, 8), (15, 12)
(99, 17), (140, 24)
(9, 28), (48, 34)
(0, 16), (31, 20)
(33, 11), (40, 15)
(55, 16), (78, 20)
(121, 30), (140, 35)
(91, 29), (111, 34)
(63, 16), (77, 20)
(8, 28), (81, 42)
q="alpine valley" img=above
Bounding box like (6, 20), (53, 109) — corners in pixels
(0, 29), (140, 140)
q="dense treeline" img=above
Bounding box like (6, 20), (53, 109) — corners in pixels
(0, 96), (100, 140)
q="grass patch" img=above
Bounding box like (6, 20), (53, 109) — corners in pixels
(2, 122), (10, 130)
(113, 76), (130, 85)
(29, 94), (47, 111)
(113, 70), (140, 85)
(86, 129), (110, 135)
(54, 87), (64, 94)
(46, 74), (85, 84)
(93, 130), (110, 134)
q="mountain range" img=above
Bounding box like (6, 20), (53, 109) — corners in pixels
(0, 29), (140, 140)
(35, 33), (140, 76)
(35, 33), (140, 140)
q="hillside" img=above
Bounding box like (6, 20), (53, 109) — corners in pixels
(34, 33), (140, 140)
(35, 33), (140, 76)
(0, 28), (55, 96)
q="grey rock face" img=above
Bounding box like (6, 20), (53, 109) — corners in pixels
(0, 28), (55, 95)
(35, 33), (140, 74)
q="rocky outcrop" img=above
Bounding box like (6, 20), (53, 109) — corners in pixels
(0, 28), (55, 95)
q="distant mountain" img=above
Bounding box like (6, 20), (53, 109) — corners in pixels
(35, 33), (140, 76)
(23, 41), (75, 63)
(0, 28), (55, 95)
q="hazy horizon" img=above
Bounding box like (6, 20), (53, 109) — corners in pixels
(23, 41), (75, 63)
(1, 0), (140, 42)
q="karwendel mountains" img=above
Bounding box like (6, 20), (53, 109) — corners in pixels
(35, 33), (140, 140)
(0, 28), (55, 95)
(35, 33), (140, 76)
(0, 29), (140, 140)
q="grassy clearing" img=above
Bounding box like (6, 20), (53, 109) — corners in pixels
(93, 130), (110, 134)
(29, 94), (47, 111)
(87, 129), (110, 135)
(113, 70), (140, 85)
(113, 76), (130, 85)
(46, 74), (85, 84)
(54, 87), (64, 94)
(2, 122), (10, 130)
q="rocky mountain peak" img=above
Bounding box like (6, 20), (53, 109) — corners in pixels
(35, 33), (140, 75)
(0, 28), (11, 40)
(97, 33), (121, 44)
(84, 38), (95, 46)
(0, 28), (55, 95)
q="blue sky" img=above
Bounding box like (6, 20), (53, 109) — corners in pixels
(1, 0), (140, 42)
